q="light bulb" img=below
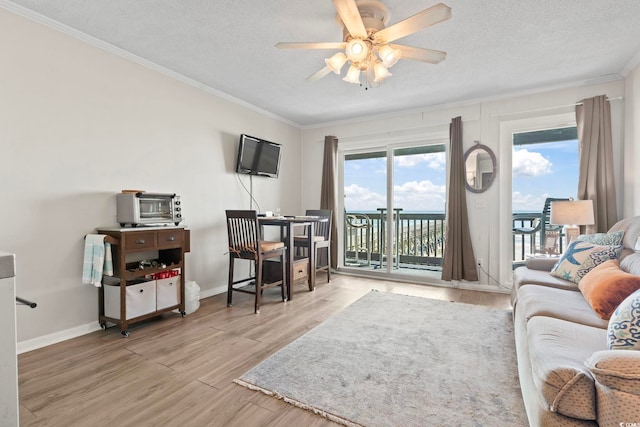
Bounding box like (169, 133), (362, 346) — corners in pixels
(345, 39), (369, 62)
(325, 52), (348, 74)
(378, 44), (401, 68)
(343, 65), (361, 84)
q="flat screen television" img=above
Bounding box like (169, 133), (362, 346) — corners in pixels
(235, 134), (282, 178)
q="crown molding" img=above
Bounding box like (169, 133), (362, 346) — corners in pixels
(0, 1), (300, 129)
(621, 48), (640, 77)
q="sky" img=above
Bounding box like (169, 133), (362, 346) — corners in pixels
(512, 140), (578, 211)
(343, 140), (578, 213)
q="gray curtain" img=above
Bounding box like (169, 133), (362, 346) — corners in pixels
(442, 117), (478, 281)
(320, 135), (339, 269)
(576, 95), (617, 233)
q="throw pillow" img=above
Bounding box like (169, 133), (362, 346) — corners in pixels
(578, 260), (640, 319)
(577, 230), (624, 246)
(550, 241), (622, 284)
(607, 289), (640, 350)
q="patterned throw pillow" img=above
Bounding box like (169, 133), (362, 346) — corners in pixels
(607, 289), (640, 350)
(550, 240), (622, 283)
(577, 230), (624, 246)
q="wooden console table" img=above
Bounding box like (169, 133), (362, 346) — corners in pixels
(96, 226), (190, 336)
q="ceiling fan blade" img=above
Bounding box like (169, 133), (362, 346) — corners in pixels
(332, 0), (367, 38)
(374, 3), (451, 43)
(306, 66), (332, 82)
(390, 44), (447, 64)
(276, 42), (346, 50)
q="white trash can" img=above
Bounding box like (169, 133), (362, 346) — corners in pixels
(185, 281), (200, 314)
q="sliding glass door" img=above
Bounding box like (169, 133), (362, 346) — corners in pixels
(342, 143), (447, 277)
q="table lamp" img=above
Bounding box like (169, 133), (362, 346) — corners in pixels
(550, 199), (595, 244)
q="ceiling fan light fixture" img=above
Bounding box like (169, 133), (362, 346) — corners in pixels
(277, 0), (451, 87)
(325, 52), (348, 74)
(345, 39), (369, 62)
(378, 44), (401, 67)
(373, 61), (392, 82)
(343, 64), (362, 84)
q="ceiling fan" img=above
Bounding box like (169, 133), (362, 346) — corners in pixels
(276, 0), (451, 87)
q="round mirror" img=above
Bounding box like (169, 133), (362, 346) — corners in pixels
(464, 143), (496, 193)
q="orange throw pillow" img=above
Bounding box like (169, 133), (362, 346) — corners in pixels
(579, 259), (640, 319)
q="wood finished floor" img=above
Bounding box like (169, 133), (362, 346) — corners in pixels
(18, 274), (512, 427)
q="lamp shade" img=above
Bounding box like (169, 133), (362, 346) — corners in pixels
(550, 200), (595, 225)
(325, 52), (348, 74)
(378, 44), (401, 68)
(373, 62), (392, 82)
(343, 65), (361, 84)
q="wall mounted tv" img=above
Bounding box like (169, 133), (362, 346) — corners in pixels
(235, 134), (282, 178)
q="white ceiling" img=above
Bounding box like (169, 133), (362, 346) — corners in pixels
(5, 0), (640, 128)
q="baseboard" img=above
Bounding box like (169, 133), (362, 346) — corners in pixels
(18, 321), (102, 354)
(17, 286), (227, 354)
(200, 285), (227, 299)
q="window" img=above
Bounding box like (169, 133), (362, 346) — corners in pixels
(343, 143), (447, 275)
(512, 127), (579, 211)
(512, 126), (578, 261)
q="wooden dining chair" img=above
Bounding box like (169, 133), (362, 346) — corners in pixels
(293, 209), (332, 282)
(225, 210), (287, 313)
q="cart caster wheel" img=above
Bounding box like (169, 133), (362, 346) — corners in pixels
(100, 323), (107, 330)
(181, 311), (186, 317)
(121, 330), (130, 337)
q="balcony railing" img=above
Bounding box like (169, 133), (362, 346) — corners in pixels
(344, 211), (445, 270)
(344, 210), (547, 270)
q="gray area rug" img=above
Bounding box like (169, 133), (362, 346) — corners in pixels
(235, 290), (527, 427)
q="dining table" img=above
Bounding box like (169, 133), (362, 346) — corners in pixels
(258, 215), (328, 301)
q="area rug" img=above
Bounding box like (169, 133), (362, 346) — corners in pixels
(235, 290), (527, 427)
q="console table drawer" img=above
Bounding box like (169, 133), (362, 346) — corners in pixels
(156, 230), (184, 249)
(124, 232), (157, 251)
(292, 259), (309, 281)
(263, 258), (308, 283)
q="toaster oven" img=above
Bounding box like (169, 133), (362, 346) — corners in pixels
(116, 192), (183, 227)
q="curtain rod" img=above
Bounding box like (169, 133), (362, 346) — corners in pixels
(493, 96), (623, 118)
(318, 116), (481, 144)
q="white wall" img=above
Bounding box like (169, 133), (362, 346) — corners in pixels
(302, 80), (627, 290)
(0, 9), (302, 346)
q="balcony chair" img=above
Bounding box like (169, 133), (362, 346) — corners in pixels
(540, 197), (570, 252)
(225, 210), (287, 314)
(512, 197), (569, 260)
(293, 209), (332, 283)
(344, 212), (372, 267)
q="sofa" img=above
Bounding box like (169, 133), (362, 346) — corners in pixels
(512, 216), (640, 427)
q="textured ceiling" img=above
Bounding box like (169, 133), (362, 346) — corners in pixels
(5, 0), (640, 127)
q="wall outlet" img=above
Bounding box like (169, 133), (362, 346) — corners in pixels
(477, 258), (483, 267)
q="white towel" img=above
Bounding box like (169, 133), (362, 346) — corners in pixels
(82, 234), (111, 287)
(103, 242), (113, 277)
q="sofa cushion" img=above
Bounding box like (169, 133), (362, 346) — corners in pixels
(527, 316), (606, 420)
(608, 216), (640, 261)
(524, 256), (561, 272)
(578, 260), (640, 320)
(607, 289), (640, 350)
(550, 241), (622, 283)
(516, 284), (609, 329)
(586, 350), (640, 394)
(585, 350), (640, 426)
(513, 266), (579, 293)
(577, 230), (624, 246)
(621, 252), (640, 276)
